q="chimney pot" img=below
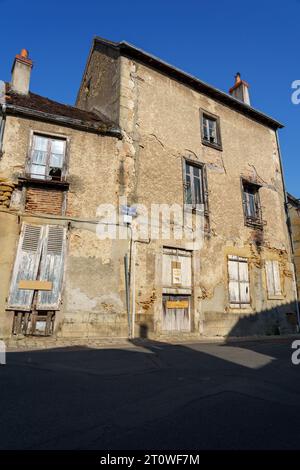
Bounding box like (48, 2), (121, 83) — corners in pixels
(229, 72), (250, 106)
(11, 48), (33, 95)
(20, 49), (29, 59)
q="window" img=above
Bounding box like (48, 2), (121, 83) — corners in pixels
(28, 134), (67, 181)
(184, 161), (207, 210)
(242, 181), (262, 227)
(8, 223), (66, 311)
(265, 260), (282, 297)
(228, 255), (250, 308)
(201, 111), (222, 149)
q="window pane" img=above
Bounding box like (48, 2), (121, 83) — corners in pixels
(194, 177), (202, 204)
(245, 189), (257, 217)
(193, 166), (200, 177)
(31, 164), (46, 179)
(33, 136), (48, 151)
(32, 150), (47, 165)
(186, 163), (191, 175)
(185, 175), (192, 204)
(51, 140), (65, 155)
(50, 153), (63, 168)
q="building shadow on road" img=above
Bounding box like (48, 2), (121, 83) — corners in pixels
(1, 300), (300, 450)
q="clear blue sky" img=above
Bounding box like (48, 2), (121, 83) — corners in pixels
(1, 0), (299, 196)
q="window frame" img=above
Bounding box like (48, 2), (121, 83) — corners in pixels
(241, 178), (263, 228)
(200, 109), (222, 150)
(183, 158), (208, 214)
(265, 259), (283, 299)
(228, 255), (251, 309)
(26, 131), (69, 183)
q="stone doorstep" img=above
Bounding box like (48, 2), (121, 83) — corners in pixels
(3, 332), (300, 351)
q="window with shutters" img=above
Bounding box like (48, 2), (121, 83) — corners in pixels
(184, 160), (208, 213)
(7, 223), (66, 311)
(265, 260), (282, 298)
(242, 180), (263, 228)
(200, 110), (222, 150)
(27, 134), (67, 182)
(228, 255), (251, 309)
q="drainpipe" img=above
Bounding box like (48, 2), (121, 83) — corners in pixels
(276, 130), (300, 329)
(131, 240), (136, 339)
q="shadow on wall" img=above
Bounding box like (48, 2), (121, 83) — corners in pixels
(225, 300), (298, 337)
(137, 300), (299, 339)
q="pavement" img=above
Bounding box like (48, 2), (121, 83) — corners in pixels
(1, 336), (300, 450)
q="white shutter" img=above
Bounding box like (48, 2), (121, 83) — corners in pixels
(265, 260), (275, 296)
(239, 261), (250, 305)
(8, 224), (44, 310)
(36, 225), (66, 310)
(266, 260), (281, 297)
(228, 258), (239, 303)
(228, 256), (250, 307)
(273, 261), (282, 296)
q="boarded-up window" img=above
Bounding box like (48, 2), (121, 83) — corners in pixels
(265, 260), (282, 297)
(25, 187), (64, 215)
(162, 295), (190, 332)
(8, 223), (66, 311)
(162, 247), (192, 292)
(228, 255), (250, 308)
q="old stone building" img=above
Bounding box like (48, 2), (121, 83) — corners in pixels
(0, 39), (298, 343)
(287, 193), (300, 301)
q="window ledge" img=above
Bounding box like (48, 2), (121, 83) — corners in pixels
(267, 295), (285, 301)
(202, 139), (223, 151)
(18, 176), (69, 190)
(245, 219), (264, 230)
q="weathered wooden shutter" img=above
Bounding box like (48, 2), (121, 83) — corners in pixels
(273, 261), (281, 295)
(7, 224), (43, 310)
(239, 259), (250, 305)
(265, 260), (275, 296)
(228, 256), (250, 307)
(228, 257), (240, 304)
(36, 225), (66, 310)
(266, 260), (281, 296)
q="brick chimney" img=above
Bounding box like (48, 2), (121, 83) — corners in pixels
(229, 72), (250, 106)
(11, 49), (33, 95)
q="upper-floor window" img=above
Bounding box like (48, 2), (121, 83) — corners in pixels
(185, 160), (206, 209)
(242, 180), (262, 227)
(28, 134), (67, 181)
(201, 111), (222, 149)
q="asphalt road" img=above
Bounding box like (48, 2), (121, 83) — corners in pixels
(1, 337), (300, 450)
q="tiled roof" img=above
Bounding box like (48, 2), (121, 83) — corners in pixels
(4, 83), (119, 135)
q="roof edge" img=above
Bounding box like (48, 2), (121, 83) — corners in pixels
(4, 103), (122, 138)
(92, 36), (284, 130)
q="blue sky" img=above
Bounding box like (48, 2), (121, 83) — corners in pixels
(1, 0), (299, 196)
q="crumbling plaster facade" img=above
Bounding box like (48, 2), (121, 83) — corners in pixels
(0, 114), (130, 339)
(76, 41), (298, 337)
